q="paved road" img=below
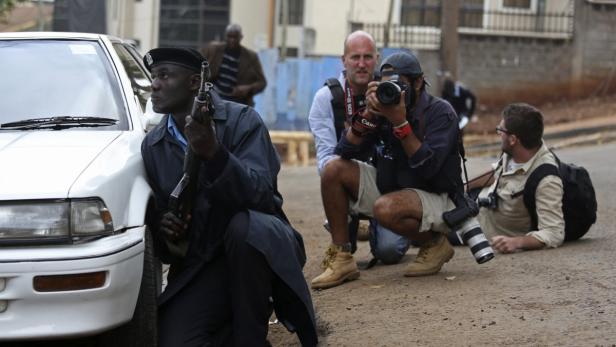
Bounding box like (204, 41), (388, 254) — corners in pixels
(7, 143), (615, 346)
(269, 142), (616, 346)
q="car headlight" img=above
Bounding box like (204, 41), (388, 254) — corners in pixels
(0, 199), (114, 244)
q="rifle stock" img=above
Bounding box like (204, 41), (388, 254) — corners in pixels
(166, 61), (215, 258)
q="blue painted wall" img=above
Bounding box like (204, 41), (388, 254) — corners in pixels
(254, 48), (412, 131)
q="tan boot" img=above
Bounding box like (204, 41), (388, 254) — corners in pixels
(319, 244), (337, 270)
(404, 234), (454, 277)
(311, 244), (360, 290)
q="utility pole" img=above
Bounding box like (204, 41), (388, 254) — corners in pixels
(440, 0), (460, 80)
(384, 0), (394, 48)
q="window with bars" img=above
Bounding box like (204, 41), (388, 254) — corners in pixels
(503, 0), (532, 9)
(460, 0), (484, 28)
(400, 0), (441, 27)
(158, 0), (230, 50)
(279, 0), (304, 25)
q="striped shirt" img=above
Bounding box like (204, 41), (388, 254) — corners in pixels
(213, 48), (240, 99)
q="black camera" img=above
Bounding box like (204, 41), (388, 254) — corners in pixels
(442, 194), (479, 228)
(477, 192), (498, 209)
(376, 80), (407, 105)
(442, 193), (494, 264)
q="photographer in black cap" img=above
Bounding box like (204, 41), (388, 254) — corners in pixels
(141, 47), (317, 346)
(312, 51), (492, 290)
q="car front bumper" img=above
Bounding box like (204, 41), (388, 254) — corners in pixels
(0, 226), (145, 340)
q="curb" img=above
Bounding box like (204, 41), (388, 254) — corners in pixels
(465, 117), (616, 156)
(465, 123), (616, 157)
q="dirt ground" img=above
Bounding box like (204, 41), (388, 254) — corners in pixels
(465, 94), (616, 136)
(267, 95), (616, 346)
(269, 145), (616, 346)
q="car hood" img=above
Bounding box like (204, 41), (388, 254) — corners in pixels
(0, 131), (122, 200)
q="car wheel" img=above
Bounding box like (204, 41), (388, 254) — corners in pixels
(97, 227), (161, 347)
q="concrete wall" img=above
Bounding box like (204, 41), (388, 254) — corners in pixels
(132, 0), (159, 53)
(302, 0), (351, 55)
(455, 1), (616, 108)
(106, 0), (159, 53)
(230, 0), (270, 51)
(457, 34), (575, 106)
(577, 2), (616, 92)
(272, 0), (396, 56)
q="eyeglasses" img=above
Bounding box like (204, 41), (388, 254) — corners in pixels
(495, 126), (511, 135)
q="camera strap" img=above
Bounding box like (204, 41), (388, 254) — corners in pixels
(462, 152), (504, 200)
(325, 78), (346, 141)
(485, 155), (505, 198)
(344, 80), (356, 119)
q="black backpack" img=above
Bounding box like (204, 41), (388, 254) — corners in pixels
(522, 150), (597, 242)
(325, 78), (346, 141)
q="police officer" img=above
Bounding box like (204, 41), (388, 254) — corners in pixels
(141, 47), (317, 346)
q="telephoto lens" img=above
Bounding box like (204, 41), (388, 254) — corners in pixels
(454, 219), (494, 264)
(376, 80), (404, 105)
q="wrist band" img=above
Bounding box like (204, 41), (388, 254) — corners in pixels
(393, 120), (409, 129)
(392, 122), (412, 140)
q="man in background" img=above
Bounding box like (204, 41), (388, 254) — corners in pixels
(441, 77), (476, 130)
(203, 23), (267, 106)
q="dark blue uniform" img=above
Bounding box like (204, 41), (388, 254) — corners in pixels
(141, 92), (317, 346)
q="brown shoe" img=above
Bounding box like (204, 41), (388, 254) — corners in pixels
(404, 234), (454, 277)
(311, 244), (360, 290)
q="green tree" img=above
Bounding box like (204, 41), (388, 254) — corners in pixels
(0, 0), (27, 22)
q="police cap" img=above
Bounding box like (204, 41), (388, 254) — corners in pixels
(143, 47), (205, 72)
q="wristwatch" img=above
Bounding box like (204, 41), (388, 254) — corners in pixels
(392, 120), (412, 140)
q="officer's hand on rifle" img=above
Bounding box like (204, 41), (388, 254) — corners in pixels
(160, 210), (191, 241)
(184, 110), (219, 160)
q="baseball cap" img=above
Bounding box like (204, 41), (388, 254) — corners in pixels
(380, 52), (423, 77)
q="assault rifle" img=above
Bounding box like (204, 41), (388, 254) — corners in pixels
(166, 61), (215, 257)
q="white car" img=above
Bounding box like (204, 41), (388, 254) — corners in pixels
(0, 32), (160, 345)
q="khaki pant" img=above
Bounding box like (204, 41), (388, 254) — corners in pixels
(350, 160), (457, 234)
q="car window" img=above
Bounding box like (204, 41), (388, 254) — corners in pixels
(113, 43), (152, 111)
(0, 39), (128, 130)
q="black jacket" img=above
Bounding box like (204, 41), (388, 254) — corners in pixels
(336, 91), (463, 195)
(141, 92), (317, 345)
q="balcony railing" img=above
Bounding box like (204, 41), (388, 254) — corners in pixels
(358, 1), (574, 48)
(359, 22), (441, 50)
(459, 7), (574, 38)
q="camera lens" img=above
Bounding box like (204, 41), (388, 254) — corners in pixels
(455, 219), (494, 264)
(477, 193), (497, 209)
(376, 81), (402, 105)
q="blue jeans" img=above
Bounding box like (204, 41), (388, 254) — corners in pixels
(368, 219), (412, 264)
